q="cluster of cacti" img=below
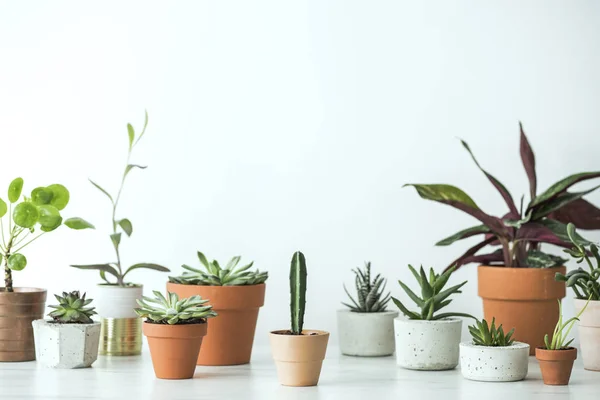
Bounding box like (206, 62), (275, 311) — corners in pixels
(48, 291), (97, 324)
(169, 251), (268, 286)
(290, 251), (306, 335)
(342, 262), (390, 312)
(468, 318), (515, 347)
(135, 291), (217, 325)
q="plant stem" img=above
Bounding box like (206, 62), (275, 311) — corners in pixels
(109, 147), (132, 285)
(4, 234), (14, 292)
(12, 232), (45, 254)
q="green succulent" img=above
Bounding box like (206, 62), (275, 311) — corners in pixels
(343, 262), (390, 312)
(47, 291), (96, 324)
(134, 291), (217, 325)
(544, 299), (590, 350)
(469, 318), (515, 347)
(169, 251), (268, 286)
(391, 265), (474, 320)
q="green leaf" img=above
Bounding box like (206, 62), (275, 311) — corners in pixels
(531, 172), (600, 208)
(8, 178), (23, 203)
(89, 179), (114, 204)
(125, 164), (147, 177)
(123, 263), (170, 279)
(118, 219), (133, 236)
(419, 266), (433, 299)
(46, 184), (70, 210)
(0, 198), (6, 218)
(31, 187), (53, 205)
(70, 263), (120, 278)
(110, 233), (121, 250)
(64, 217), (95, 230)
(135, 110), (149, 145)
(8, 253), (27, 271)
(539, 219), (592, 245)
(525, 250), (566, 268)
(404, 184), (479, 209)
(13, 202), (39, 228)
(37, 205), (62, 231)
(531, 185), (600, 220)
(127, 123), (135, 149)
(397, 279), (424, 307)
(392, 296), (420, 319)
(436, 225), (490, 246)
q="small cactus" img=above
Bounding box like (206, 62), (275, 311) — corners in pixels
(290, 251), (307, 335)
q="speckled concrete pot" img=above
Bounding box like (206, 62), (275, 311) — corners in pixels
(575, 298), (600, 371)
(337, 310), (398, 356)
(460, 341), (530, 382)
(394, 318), (462, 370)
(32, 320), (101, 369)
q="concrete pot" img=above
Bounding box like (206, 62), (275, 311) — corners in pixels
(337, 310), (398, 356)
(460, 341), (530, 382)
(32, 320), (101, 368)
(394, 318), (462, 370)
(575, 298), (600, 371)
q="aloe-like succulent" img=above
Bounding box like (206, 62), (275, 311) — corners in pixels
(134, 291), (217, 325)
(47, 291), (96, 324)
(169, 251), (268, 286)
(343, 262), (390, 312)
(392, 265), (473, 320)
(468, 318), (515, 347)
(290, 251), (307, 335)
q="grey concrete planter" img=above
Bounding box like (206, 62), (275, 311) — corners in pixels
(460, 341), (530, 382)
(337, 310), (398, 356)
(32, 320), (101, 369)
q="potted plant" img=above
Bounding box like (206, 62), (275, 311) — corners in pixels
(135, 291), (216, 379)
(270, 251), (329, 387)
(167, 251), (268, 365)
(556, 223), (600, 370)
(392, 265), (473, 370)
(70, 113), (169, 356)
(32, 291), (100, 368)
(337, 262), (397, 356)
(405, 123), (600, 353)
(460, 318), (529, 382)
(0, 178), (93, 361)
(536, 299), (589, 385)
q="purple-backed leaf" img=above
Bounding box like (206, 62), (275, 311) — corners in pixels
(517, 220), (592, 246)
(443, 236), (498, 272)
(548, 198), (600, 230)
(453, 249), (504, 269)
(538, 219), (593, 244)
(529, 171), (600, 208)
(531, 185), (600, 221)
(520, 122), (537, 200)
(460, 140), (519, 216)
(436, 224), (490, 246)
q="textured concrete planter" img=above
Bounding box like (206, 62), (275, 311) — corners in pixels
(32, 320), (101, 368)
(394, 318), (462, 370)
(337, 310), (398, 356)
(460, 341), (529, 382)
(575, 298), (600, 371)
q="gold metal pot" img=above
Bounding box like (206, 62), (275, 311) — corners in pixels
(99, 317), (142, 356)
(0, 287), (47, 362)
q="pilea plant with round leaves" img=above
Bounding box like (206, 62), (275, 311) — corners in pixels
(70, 112), (170, 286)
(0, 178), (94, 292)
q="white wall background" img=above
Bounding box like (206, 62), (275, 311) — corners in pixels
(1, 0), (599, 346)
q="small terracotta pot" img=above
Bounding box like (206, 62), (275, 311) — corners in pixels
(270, 330), (329, 387)
(536, 347), (577, 385)
(143, 321), (207, 379)
(478, 266), (565, 355)
(167, 282), (265, 365)
(0, 288), (47, 362)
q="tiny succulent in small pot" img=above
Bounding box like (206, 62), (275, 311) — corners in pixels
(468, 318), (514, 347)
(342, 261), (390, 312)
(48, 291), (97, 324)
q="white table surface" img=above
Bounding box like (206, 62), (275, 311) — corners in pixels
(1, 345), (598, 399)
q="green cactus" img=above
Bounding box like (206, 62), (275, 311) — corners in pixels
(290, 251), (307, 335)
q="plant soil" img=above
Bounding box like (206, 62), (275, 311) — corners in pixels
(144, 318), (207, 325)
(277, 330), (318, 336)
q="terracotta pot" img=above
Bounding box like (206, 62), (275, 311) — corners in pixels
(270, 330), (329, 387)
(535, 347), (577, 385)
(574, 298), (600, 371)
(143, 321), (207, 379)
(167, 282), (265, 365)
(0, 288), (46, 362)
(478, 265), (566, 355)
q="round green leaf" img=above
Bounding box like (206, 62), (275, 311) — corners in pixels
(46, 184), (70, 210)
(38, 205), (62, 231)
(0, 198), (6, 218)
(31, 187), (54, 205)
(64, 217), (95, 230)
(13, 202), (40, 228)
(8, 253), (27, 271)
(8, 178), (24, 203)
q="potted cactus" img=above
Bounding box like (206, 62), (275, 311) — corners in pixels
(460, 318), (529, 382)
(32, 291), (100, 368)
(270, 251), (329, 387)
(135, 291), (216, 379)
(392, 265), (473, 370)
(70, 113), (169, 356)
(0, 178), (93, 361)
(337, 262), (397, 356)
(168, 251), (268, 365)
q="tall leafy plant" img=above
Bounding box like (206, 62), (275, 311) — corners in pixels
(406, 123), (600, 270)
(70, 112), (169, 286)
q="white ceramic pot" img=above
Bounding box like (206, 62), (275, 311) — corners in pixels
(394, 318), (462, 370)
(459, 341), (529, 382)
(32, 320), (101, 368)
(94, 285), (143, 318)
(337, 310), (398, 356)
(575, 298), (600, 371)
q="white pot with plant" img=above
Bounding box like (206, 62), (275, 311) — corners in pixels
(32, 291), (100, 368)
(460, 318), (529, 382)
(392, 265), (473, 370)
(70, 112), (170, 356)
(337, 262), (397, 356)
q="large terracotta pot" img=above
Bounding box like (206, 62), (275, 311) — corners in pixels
(574, 298), (600, 371)
(536, 347), (577, 385)
(478, 265), (566, 355)
(166, 282), (265, 365)
(0, 288), (46, 362)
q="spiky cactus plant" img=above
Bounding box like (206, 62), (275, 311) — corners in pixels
(290, 251), (307, 335)
(343, 262), (390, 312)
(47, 291), (97, 324)
(135, 291), (217, 325)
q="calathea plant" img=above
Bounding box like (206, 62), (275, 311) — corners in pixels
(342, 262), (391, 312)
(0, 178), (94, 292)
(405, 123), (600, 270)
(48, 291), (97, 324)
(135, 291), (217, 325)
(70, 112), (169, 286)
(468, 318), (515, 347)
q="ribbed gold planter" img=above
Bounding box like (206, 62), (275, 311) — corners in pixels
(99, 317), (142, 356)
